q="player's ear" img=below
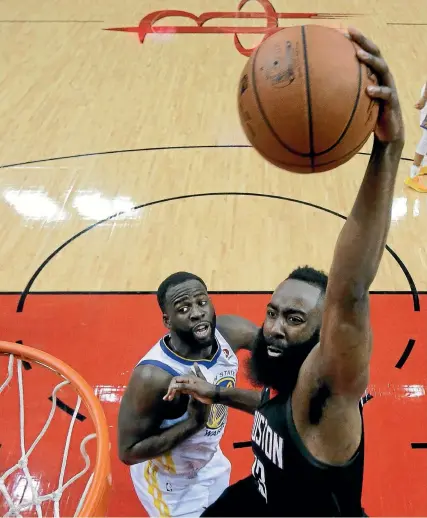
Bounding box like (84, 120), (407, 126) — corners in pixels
(163, 313), (172, 329)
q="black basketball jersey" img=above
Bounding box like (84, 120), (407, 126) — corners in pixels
(250, 388), (365, 517)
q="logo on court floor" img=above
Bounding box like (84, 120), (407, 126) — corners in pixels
(206, 376), (235, 433)
(104, 0), (357, 57)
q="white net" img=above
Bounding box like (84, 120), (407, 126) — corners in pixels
(0, 354), (98, 518)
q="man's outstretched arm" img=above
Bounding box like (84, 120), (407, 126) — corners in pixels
(316, 28), (405, 398)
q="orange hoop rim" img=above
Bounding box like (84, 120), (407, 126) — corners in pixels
(0, 341), (111, 517)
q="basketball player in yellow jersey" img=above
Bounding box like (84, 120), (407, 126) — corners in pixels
(118, 272), (256, 517)
(405, 80), (427, 192)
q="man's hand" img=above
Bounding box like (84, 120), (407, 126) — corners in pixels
(164, 363), (216, 405)
(415, 98), (426, 110)
(164, 363), (262, 416)
(348, 27), (404, 144)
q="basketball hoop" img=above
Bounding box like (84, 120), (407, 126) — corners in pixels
(0, 341), (111, 517)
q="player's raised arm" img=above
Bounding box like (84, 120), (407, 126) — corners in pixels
(316, 28), (404, 398)
(118, 364), (208, 465)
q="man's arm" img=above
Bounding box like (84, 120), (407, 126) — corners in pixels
(118, 365), (206, 465)
(312, 29), (404, 398)
(215, 385), (262, 414)
(217, 315), (258, 353)
(164, 364), (262, 415)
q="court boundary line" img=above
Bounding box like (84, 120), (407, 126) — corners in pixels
(395, 339), (416, 369)
(0, 144), (414, 169)
(14, 192), (420, 313)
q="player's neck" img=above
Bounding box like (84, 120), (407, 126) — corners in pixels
(168, 334), (216, 361)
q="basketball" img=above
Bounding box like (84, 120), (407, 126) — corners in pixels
(237, 25), (380, 173)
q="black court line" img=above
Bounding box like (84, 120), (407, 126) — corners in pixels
(15, 340), (32, 370)
(233, 441), (252, 449)
(361, 393), (374, 405)
(13, 340), (85, 423)
(15, 192), (420, 313)
(48, 396), (87, 422)
(0, 145), (248, 169)
(384, 247), (419, 311)
(411, 443), (427, 449)
(395, 339), (416, 369)
(0, 145), (414, 170)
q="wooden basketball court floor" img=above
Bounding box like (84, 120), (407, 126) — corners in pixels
(0, 0), (426, 516)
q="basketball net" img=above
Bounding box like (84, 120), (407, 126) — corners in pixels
(0, 342), (111, 517)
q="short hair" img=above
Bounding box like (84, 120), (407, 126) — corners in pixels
(157, 271), (207, 312)
(287, 265), (328, 295)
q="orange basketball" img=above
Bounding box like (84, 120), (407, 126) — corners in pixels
(237, 25), (379, 173)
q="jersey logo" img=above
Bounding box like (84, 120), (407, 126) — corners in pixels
(206, 376), (235, 430)
(251, 411), (284, 469)
(222, 348), (230, 358)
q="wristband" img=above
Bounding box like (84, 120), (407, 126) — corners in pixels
(212, 384), (221, 404)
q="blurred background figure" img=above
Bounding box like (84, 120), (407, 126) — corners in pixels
(405, 81), (427, 192)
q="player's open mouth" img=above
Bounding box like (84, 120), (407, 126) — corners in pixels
(267, 345), (284, 358)
(193, 322), (211, 339)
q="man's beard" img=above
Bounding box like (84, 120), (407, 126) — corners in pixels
(174, 312), (217, 349)
(248, 326), (320, 394)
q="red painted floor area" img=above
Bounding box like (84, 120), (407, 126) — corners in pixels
(1, 293), (426, 516)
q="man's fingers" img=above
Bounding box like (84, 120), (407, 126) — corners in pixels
(366, 85), (393, 101)
(348, 28), (396, 90)
(355, 49), (394, 89)
(163, 377), (193, 401)
(335, 27), (350, 38)
(347, 27), (381, 57)
(163, 382), (195, 401)
(163, 387), (177, 401)
(168, 376), (193, 386)
(193, 362), (207, 380)
(356, 50), (387, 75)
(173, 382), (194, 391)
(164, 381), (181, 400)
